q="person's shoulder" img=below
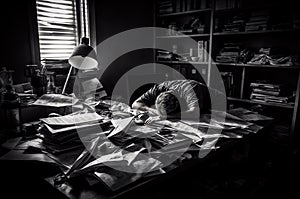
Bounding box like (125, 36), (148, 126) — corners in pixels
(187, 79), (204, 85)
(163, 79), (189, 85)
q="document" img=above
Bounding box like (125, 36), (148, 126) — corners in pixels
(33, 94), (78, 107)
(40, 112), (103, 126)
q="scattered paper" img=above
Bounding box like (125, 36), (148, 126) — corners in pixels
(33, 94), (78, 107)
(107, 117), (134, 138)
(43, 122), (101, 134)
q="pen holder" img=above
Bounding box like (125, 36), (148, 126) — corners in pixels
(31, 74), (47, 97)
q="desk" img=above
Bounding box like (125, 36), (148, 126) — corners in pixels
(0, 107), (272, 199)
(44, 134), (271, 199)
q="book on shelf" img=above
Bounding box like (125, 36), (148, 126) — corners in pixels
(250, 93), (294, 104)
(220, 72), (234, 97)
(250, 82), (282, 90)
(197, 40), (204, 61)
(158, 0), (173, 14)
(203, 40), (208, 62)
(171, 0), (208, 13)
(245, 10), (270, 32)
(249, 81), (295, 105)
(186, 0), (192, 11)
(215, 0), (242, 10)
(215, 0), (227, 10)
(197, 40), (209, 62)
(252, 88), (281, 96)
(156, 51), (173, 61)
(216, 43), (240, 63)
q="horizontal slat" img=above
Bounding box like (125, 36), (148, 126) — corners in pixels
(37, 1), (74, 10)
(40, 0), (73, 6)
(38, 16), (75, 24)
(39, 30), (76, 35)
(39, 40), (76, 44)
(39, 36), (76, 40)
(37, 6), (74, 15)
(38, 23), (76, 31)
(39, 26), (76, 32)
(41, 51), (72, 55)
(41, 52), (72, 56)
(39, 33), (75, 38)
(40, 45), (75, 49)
(38, 21), (76, 27)
(41, 54), (71, 58)
(37, 11), (74, 19)
(39, 25), (76, 31)
(41, 49), (74, 53)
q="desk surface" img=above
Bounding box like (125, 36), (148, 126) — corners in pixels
(0, 107), (273, 199)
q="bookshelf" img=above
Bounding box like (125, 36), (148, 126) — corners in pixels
(156, 33), (210, 38)
(155, 0), (300, 146)
(158, 8), (211, 17)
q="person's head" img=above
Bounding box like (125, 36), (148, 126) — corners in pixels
(155, 91), (180, 118)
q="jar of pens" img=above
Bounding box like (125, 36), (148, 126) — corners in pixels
(26, 64), (48, 97)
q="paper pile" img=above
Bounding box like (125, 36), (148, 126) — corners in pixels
(38, 112), (105, 154)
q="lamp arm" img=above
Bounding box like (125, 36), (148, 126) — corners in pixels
(62, 66), (73, 94)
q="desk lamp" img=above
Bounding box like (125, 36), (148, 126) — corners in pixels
(62, 37), (98, 94)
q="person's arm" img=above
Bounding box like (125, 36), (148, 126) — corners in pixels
(181, 106), (200, 120)
(165, 106), (200, 120)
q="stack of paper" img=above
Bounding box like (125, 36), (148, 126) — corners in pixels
(38, 112), (104, 154)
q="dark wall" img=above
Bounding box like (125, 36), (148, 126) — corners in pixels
(0, 0), (39, 84)
(92, 0), (155, 98)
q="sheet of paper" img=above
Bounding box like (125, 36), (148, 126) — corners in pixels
(153, 120), (203, 143)
(40, 112), (103, 126)
(33, 94), (78, 107)
(180, 120), (224, 129)
(14, 138), (44, 150)
(43, 122), (101, 134)
(107, 117), (134, 138)
(228, 107), (273, 121)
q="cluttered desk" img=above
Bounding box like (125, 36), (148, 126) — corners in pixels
(0, 94), (273, 199)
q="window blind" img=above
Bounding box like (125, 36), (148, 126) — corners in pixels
(36, 0), (78, 60)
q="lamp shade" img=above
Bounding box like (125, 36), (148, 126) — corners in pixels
(68, 37), (98, 70)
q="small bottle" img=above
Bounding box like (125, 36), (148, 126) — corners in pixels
(46, 72), (55, 93)
(1, 85), (20, 132)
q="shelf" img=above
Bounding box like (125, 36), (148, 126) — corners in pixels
(157, 60), (209, 65)
(227, 97), (295, 109)
(215, 62), (300, 69)
(213, 29), (298, 36)
(158, 8), (211, 17)
(214, 4), (294, 14)
(156, 33), (210, 39)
